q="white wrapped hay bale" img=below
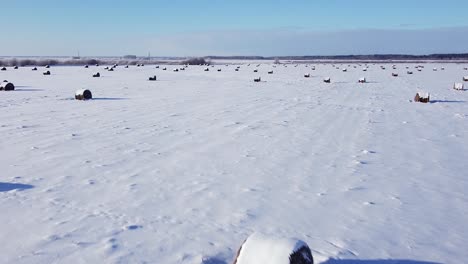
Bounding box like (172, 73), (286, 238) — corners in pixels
(0, 81), (15, 91)
(454, 83), (464, 91)
(233, 233), (314, 264)
(75, 89), (92, 100)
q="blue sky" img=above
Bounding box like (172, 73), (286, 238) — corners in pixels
(2, 0), (468, 56)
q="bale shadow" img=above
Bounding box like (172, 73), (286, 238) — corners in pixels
(92, 97), (128, 101)
(322, 258), (441, 264)
(430, 100), (465, 104)
(15, 88), (44, 92)
(0, 182), (34, 192)
(202, 257), (227, 264)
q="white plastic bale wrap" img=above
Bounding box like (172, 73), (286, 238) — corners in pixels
(233, 233), (313, 264)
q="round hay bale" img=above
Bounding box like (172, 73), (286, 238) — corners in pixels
(304, 73), (310, 78)
(233, 233), (313, 264)
(149, 75), (157, 81)
(14, 66), (19, 69)
(324, 77), (331, 83)
(268, 70), (273, 74)
(75, 89), (92, 100)
(358, 77), (366, 83)
(1, 67), (6, 71)
(392, 73), (398, 77)
(0, 81), (15, 91)
(84, 65), (89, 68)
(45, 65), (50, 68)
(463, 76), (468, 82)
(32, 67), (37, 71)
(407, 71), (413, 75)
(93, 72), (100, 78)
(162, 67), (167, 70)
(43, 71), (51, 75)
(254, 77), (261, 82)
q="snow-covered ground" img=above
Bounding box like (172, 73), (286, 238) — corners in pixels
(1, 62), (467, 264)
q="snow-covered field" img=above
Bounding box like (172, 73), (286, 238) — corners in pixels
(1, 62), (467, 264)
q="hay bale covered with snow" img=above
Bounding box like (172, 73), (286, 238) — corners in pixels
(93, 72), (100, 78)
(1, 67), (6, 71)
(232, 233), (313, 264)
(304, 73), (310, 78)
(407, 71), (413, 75)
(463, 76), (468, 82)
(268, 70), (274, 74)
(254, 77), (261, 82)
(43, 70), (51, 75)
(392, 73), (398, 77)
(414, 92), (430, 103)
(32, 67), (37, 71)
(358, 77), (366, 83)
(323, 77), (331, 83)
(75, 89), (92, 100)
(453, 83), (464, 91)
(0, 81), (15, 91)
(149, 75), (157, 81)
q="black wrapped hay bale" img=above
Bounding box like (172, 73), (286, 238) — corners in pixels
(392, 73), (398, 77)
(233, 233), (314, 264)
(75, 89), (92, 100)
(1, 67), (6, 71)
(84, 65), (89, 68)
(45, 65), (50, 69)
(304, 73), (310, 78)
(149, 75), (157, 81)
(32, 67), (37, 71)
(0, 81), (15, 91)
(43, 71), (51, 75)
(254, 77), (261, 82)
(93, 72), (100, 77)
(14, 66), (18, 69)
(323, 77), (331, 83)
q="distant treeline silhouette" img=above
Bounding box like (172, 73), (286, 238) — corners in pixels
(207, 53), (468, 61)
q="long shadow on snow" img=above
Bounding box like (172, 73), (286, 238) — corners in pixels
(0, 182), (34, 192)
(430, 100), (465, 104)
(322, 259), (441, 264)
